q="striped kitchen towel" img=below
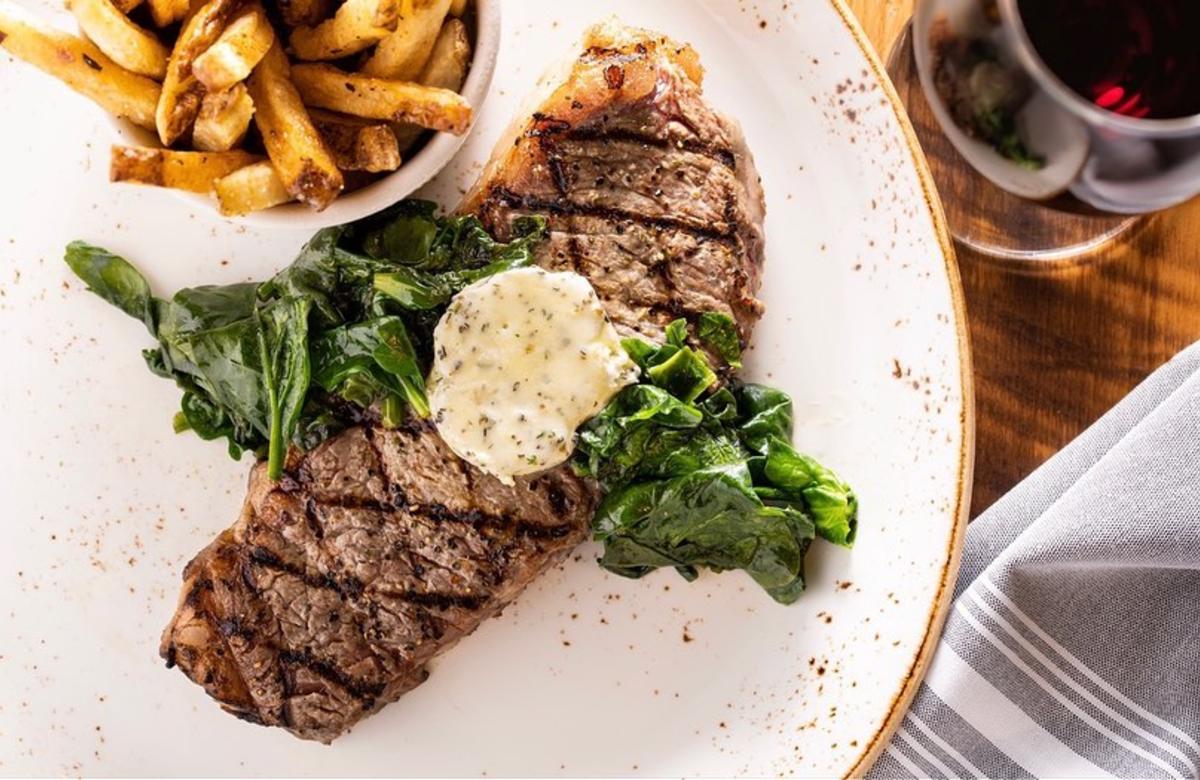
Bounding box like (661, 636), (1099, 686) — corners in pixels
(869, 344), (1200, 779)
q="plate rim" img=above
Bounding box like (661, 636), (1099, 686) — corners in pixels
(0, 1), (973, 770)
(823, 1), (976, 776)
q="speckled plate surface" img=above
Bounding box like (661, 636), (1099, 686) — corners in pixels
(0, 0), (971, 776)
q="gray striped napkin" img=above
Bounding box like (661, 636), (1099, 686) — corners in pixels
(868, 344), (1200, 779)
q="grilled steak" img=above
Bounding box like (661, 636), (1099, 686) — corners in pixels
(463, 20), (766, 355)
(160, 20), (766, 742)
(161, 422), (597, 742)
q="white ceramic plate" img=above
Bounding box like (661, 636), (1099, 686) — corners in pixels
(0, 0), (971, 776)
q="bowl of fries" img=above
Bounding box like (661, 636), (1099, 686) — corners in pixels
(0, 0), (499, 227)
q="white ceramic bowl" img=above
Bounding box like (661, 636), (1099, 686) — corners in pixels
(105, 0), (500, 229)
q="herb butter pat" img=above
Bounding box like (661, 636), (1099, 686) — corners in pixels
(428, 267), (639, 483)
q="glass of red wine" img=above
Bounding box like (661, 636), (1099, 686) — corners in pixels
(905, 0), (1200, 261)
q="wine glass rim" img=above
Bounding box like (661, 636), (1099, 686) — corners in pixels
(997, 0), (1200, 138)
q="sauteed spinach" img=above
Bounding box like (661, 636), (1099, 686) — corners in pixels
(574, 318), (857, 604)
(67, 201), (857, 603)
(66, 201), (545, 479)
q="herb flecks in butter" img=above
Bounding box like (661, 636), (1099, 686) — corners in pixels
(428, 267), (638, 483)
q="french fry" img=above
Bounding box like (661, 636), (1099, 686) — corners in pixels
(146, 0), (188, 27)
(309, 109), (400, 172)
(275, 0), (333, 28)
(192, 4), (274, 91)
(2, 0), (473, 216)
(359, 0), (448, 80)
(288, 0), (399, 60)
(214, 160), (294, 215)
(416, 16), (468, 90)
(0, 0), (161, 129)
(156, 0), (243, 146)
(245, 41), (343, 209)
(192, 83), (254, 150)
(447, 0), (465, 16)
(67, 0), (169, 78)
(290, 63), (470, 133)
(110, 145), (261, 193)
(392, 16), (469, 153)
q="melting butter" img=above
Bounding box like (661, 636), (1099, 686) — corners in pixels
(428, 267), (639, 483)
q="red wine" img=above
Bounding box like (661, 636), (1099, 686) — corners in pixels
(1016, 0), (1200, 119)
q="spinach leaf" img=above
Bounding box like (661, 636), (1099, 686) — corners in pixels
(646, 347), (716, 403)
(373, 215), (547, 310)
(594, 462), (816, 604)
(258, 228), (387, 328)
(622, 318), (688, 371)
(736, 384), (794, 453)
(62, 244), (273, 460)
(155, 285), (270, 446)
(311, 316), (429, 421)
(156, 289), (312, 478)
(382, 212), (546, 272)
(575, 384), (704, 483)
(761, 437), (858, 546)
(373, 267), (463, 310)
(164, 283), (260, 335)
(256, 298), (312, 479)
(359, 200), (439, 265)
(701, 387), (739, 423)
(65, 241), (158, 333)
(371, 319), (429, 418)
(622, 320), (716, 402)
(696, 312), (743, 369)
(175, 390), (248, 458)
(620, 338), (660, 369)
(311, 319), (391, 391)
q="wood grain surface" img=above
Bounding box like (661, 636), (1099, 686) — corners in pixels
(846, 0), (1200, 516)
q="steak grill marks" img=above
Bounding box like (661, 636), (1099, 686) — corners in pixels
(562, 125), (738, 170)
(195, 510), (474, 716)
(168, 424), (585, 727)
(486, 186), (737, 245)
(220, 428), (578, 707)
(284, 427), (576, 541)
(277, 648), (386, 705)
(485, 105), (757, 349)
(232, 544), (390, 713)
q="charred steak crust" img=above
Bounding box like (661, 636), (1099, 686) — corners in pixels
(161, 21), (767, 742)
(161, 421), (597, 742)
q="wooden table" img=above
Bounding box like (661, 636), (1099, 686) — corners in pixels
(846, 0), (1200, 516)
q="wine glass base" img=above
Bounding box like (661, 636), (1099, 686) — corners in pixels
(886, 24), (1142, 266)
